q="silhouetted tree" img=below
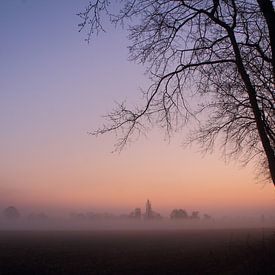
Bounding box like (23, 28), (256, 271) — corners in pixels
(3, 206), (20, 219)
(170, 209), (188, 219)
(170, 209), (178, 219)
(79, 1), (275, 184)
(130, 208), (141, 219)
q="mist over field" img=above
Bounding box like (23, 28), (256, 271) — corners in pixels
(1, 215), (274, 232)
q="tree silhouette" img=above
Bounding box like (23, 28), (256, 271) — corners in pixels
(3, 206), (20, 219)
(170, 209), (188, 219)
(79, 1), (275, 184)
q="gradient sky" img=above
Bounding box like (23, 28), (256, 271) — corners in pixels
(1, 0), (275, 217)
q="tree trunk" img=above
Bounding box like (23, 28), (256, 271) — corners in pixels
(257, 0), (275, 81)
(256, 0), (275, 184)
(228, 29), (275, 185)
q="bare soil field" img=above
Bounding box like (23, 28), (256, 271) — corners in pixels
(0, 228), (275, 274)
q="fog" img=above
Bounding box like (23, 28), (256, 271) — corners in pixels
(1, 216), (274, 231)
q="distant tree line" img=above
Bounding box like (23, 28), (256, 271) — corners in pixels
(1, 206), (211, 221)
(170, 209), (211, 220)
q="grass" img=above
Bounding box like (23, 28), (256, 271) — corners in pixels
(0, 228), (275, 274)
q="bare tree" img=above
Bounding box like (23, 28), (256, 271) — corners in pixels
(78, 0), (275, 185)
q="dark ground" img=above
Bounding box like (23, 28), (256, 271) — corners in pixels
(0, 229), (275, 275)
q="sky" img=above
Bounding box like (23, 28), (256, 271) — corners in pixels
(0, 0), (275, 217)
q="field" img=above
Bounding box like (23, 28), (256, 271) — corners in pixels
(0, 228), (275, 274)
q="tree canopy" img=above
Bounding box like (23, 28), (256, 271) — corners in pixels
(78, 0), (275, 185)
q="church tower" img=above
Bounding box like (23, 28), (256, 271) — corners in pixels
(145, 199), (152, 219)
